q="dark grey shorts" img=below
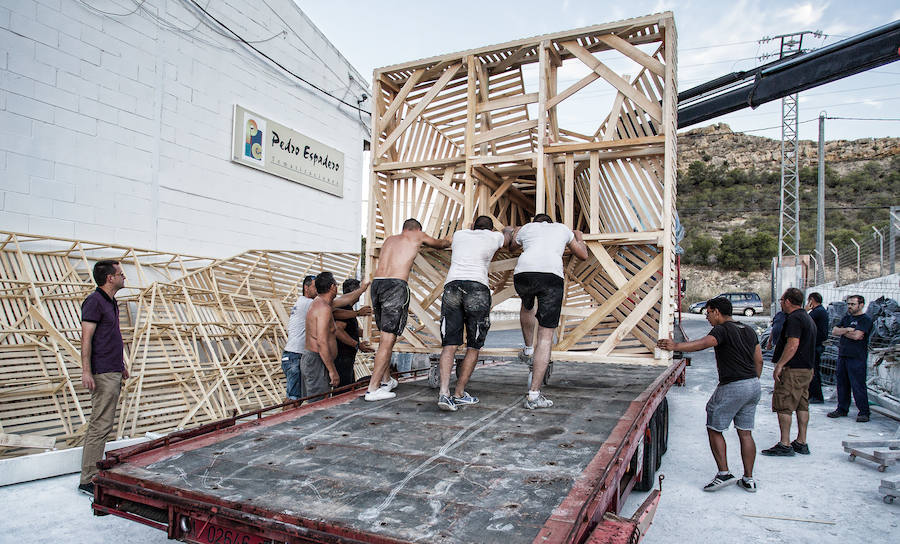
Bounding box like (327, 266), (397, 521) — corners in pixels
(706, 377), (761, 432)
(299, 351), (330, 401)
(441, 280), (491, 349)
(371, 278), (409, 336)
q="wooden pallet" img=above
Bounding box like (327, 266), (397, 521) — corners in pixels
(0, 231), (359, 457)
(364, 13), (678, 363)
(842, 439), (900, 472)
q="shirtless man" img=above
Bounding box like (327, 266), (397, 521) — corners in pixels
(303, 272), (370, 401)
(366, 218), (451, 401)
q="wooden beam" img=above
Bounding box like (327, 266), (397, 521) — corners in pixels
(596, 282), (662, 355)
(560, 40), (663, 123)
(554, 253), (662, 351)
(596, 33), (666, 77)
(545, 134), (664, 155)
(377, 65), (460, 157)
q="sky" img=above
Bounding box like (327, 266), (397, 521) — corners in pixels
(298, 0), (900, 142)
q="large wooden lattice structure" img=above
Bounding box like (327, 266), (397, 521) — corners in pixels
(0, 231), (358, 455)
(366, 13), (678, 363)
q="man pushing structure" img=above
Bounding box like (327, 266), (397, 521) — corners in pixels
(509, 214), (588, 409)
(436, 215), (510, 411)
(366, 218), (450, 401)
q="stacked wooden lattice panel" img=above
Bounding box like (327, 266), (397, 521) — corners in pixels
(0, 231), (358, 456)
(366, 13), (678, 363)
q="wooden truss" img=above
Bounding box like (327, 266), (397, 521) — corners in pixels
(0, 231), (358, 455)
(365, 13), (678, 364)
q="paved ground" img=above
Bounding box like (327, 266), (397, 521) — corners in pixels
(3, 315), (898, 542)
(623, 313), (900, 543)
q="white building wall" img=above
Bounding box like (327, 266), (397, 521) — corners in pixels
(0, 0), (371, 257)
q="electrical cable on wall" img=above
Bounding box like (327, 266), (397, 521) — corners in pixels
(187, 0), (371, 115)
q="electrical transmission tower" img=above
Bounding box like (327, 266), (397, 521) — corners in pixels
(760, 30), (823, 296)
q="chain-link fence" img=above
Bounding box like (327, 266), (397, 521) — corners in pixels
(763, 207), (900, 396)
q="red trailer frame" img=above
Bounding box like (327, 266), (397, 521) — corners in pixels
(93, 358), (684, 544)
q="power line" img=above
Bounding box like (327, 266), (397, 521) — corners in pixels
(77, 0), (145, 17)
(187, 0), (371, 115)
(679, 205), (895, 214)
(825, 116), (900, 122)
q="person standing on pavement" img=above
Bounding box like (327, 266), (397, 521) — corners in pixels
(78, 260), (129, 496)
(762, 287), (816, 457)
(658, 297), (763, 493)
(806, 292), (828, 404)
(436, 215), (510, 412)
(827, 294), (873, 422)
(509, 214), (588, 409)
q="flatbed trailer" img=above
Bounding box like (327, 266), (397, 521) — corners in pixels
(92, 357), (685, 544)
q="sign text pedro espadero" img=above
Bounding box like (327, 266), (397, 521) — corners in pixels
(231, 105), (344, 197)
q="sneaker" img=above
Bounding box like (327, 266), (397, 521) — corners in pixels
(791, 440), (810, 455)
(437, 394), (457, 412)
(856, 414), (870, 422)
(452, 392), (479, 406)
(523, 393), (553, 410)
(380, 377), (398, 391)
(761, 442), (795, 456)
(703, 473), (736, 492)
(826, 410), (847, 418)
(364, 388), (396, 401)
(737, 477), (757, 493)
(77, 483), (94, 496)
(518, 349), (533, 367)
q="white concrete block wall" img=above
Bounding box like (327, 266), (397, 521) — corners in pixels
(0, 0), (371, 257)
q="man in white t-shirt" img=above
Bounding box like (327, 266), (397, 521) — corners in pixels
(510, 214), (588, 409)
(437, 215), (511, 411)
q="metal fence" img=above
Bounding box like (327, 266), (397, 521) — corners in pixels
(764, 207), (900, 391)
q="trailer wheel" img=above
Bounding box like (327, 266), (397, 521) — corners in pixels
(655, 398), (669, 468)
(634, 414), (659, 492)
(657, 397), (669, 457)
(428, 364), (439, 389)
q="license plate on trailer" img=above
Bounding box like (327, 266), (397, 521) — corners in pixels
(189, 520), (269, 544)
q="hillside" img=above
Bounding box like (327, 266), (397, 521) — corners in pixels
(678, 123), (900, 175)
(675, 124), (900, 308)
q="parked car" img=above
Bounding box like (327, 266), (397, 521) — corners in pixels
(689, 292), (765, 316)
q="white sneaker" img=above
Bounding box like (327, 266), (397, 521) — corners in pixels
(380, 377), (398, 391)
(364, 388), (396, 401)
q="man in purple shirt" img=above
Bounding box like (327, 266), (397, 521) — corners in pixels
(78, 260), (129, 497)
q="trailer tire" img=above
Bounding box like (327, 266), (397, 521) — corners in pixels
(657, 397), (669, 459)
(428, 364), (439, 389)
(634, 414), (659, 492)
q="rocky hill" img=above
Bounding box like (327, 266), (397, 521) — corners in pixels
(678, 123), (900, 175)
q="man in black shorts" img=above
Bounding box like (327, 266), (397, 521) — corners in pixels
(436, 215), (509, 411)
(658, 297), (763, 492)
(509, 214), (588, 409)
(763, 287), (816, 457)
(366, 218), (450, 401)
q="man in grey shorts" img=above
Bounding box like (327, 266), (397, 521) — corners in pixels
(658, 297), (763, 492)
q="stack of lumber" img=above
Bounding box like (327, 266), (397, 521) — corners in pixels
(0, 231), (357, 457)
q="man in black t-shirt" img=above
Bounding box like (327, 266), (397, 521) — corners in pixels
(762, 288), (816, 457)
(806, 292), (828, 403)
(827, 294), (873, 422)
(658, 297), (763, 493)
(334, 279), (374, 388)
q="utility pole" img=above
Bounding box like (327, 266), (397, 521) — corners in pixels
(761, 30), (822, 294)
(816, 112), (826, 285)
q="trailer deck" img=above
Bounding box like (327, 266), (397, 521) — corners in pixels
(96, 359), (683, 543)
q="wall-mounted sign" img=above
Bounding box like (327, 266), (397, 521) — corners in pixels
(231, 105), (344, 197)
